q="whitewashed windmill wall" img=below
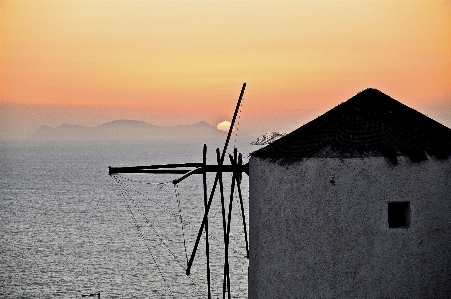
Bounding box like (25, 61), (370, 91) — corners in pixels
(249, 89), (451, 298)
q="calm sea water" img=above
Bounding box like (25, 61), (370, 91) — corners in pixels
(1, 138), (258, 299)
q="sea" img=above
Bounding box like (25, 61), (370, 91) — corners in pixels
(1, 137), (260, 299)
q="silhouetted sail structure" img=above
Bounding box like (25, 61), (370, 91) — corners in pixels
(109, 83), (249, 298)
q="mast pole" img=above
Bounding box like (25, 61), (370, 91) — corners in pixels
(217, 148), (228, 299)
(203, 144), (211, 299)
(236, 153), (249, 258)
(186, 83), (246, 275)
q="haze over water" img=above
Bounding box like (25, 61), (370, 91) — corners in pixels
(1, 138), (257, 298)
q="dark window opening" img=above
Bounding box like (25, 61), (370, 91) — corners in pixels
(388, 202), (410, 228)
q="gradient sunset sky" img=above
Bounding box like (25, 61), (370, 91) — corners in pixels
(1, 0), (450, 139)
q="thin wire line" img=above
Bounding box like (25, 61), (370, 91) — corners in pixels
(175, 184), (189, 265)
(114, 175), (186, 272)
(112, 175), (203, 298)
(115, 174), (171, 188)
(114, 175), (181, 222)
(113, 175), (174, 298)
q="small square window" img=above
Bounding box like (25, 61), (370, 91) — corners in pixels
(388, 202), (410, 228)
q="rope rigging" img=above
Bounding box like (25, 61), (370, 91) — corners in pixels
(114, 176), (175, 298)
(113, 175), (187, 271)
(113, 174), (186, 225)
(114, 173), (230, 247)
(113, 174), (171, 188)
(112, 174), (204, 298)
(174, 183), (189, 265)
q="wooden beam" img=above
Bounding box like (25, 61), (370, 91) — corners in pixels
(186, 83), (246, 276)
(171, 167), (203, 184)
(131, 163), (203, 169)
(109, 165), (249, 176)
(109, 167), (191, 175)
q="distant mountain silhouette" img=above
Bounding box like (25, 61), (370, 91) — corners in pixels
(29, 119), (225, 140)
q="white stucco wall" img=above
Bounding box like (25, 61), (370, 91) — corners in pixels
(249, 156), (451, 299)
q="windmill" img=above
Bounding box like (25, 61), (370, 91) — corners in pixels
(109, 83), (249, 298)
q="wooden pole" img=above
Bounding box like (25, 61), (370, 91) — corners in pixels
(186, 83), (246, 275)
(203, 144), (211, 299)
(172, 167), (202, 184)
(236, 177), (249, 258)
(217, 148), (228, 299)
(224, 149), (238, 299)
(234, 153), (249, 258)
(220, 83), (246, 163)
(224, 151), (235, 299)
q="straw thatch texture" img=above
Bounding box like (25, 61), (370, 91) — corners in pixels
(252, 88), (451, 165)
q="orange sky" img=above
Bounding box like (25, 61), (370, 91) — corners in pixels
(1, 0), (451, 139)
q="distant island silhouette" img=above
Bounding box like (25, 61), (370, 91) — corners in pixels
(29, 119), (226, 140)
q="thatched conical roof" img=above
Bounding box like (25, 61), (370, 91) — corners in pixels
(251, 88), (451, 165)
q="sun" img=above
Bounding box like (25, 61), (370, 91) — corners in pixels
(217, 121), (231, 132)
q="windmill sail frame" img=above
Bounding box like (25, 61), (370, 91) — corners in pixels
(109, 83), (249, 298)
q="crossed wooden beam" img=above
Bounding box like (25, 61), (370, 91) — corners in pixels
(108, 83), (248, 299)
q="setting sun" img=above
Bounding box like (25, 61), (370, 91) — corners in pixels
(217, 121), (231, 132)
(1, 1), (450, 139)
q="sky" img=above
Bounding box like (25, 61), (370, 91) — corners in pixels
(1, 0), (450, 139)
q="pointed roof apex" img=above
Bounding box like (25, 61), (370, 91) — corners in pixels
(252, 89), (451, 165)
